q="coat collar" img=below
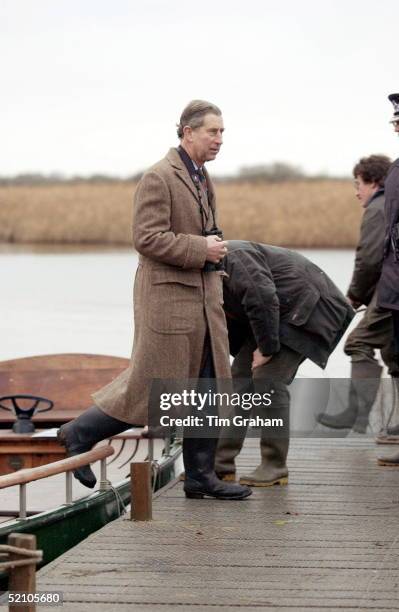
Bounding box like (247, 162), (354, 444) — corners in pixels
(166, 147), (198, 201)
(365, 187), (384, 208)
(165, 147), (215, 207)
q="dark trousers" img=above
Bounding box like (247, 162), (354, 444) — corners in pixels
(215, 337), (304, 474)
(182, 334), (219, 480)
(344, 291), (397, 374)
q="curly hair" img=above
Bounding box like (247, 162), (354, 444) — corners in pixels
(353, 155), (392, 187)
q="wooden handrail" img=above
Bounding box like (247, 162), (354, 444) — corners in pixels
(0, 446), (114, 489)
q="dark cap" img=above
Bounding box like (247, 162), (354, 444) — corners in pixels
(388, 93), (399, 123)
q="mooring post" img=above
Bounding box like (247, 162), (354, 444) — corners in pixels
(8, 533), (37, 612)
(130, 461), (152, 521)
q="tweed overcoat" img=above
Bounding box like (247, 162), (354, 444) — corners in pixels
(92, 148), (231, 424)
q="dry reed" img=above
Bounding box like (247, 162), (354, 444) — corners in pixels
(0, 180), (361, 247)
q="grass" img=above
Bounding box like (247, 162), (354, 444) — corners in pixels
(0, 180), (361, 247)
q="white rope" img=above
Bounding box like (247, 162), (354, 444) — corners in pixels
(151, 460), (161, 493)
(107, 484), (127, 516)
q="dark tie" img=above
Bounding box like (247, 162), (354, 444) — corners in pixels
(197, 168), (206, 184)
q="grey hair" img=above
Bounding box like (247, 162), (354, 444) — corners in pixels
(177, 100), (222, 139)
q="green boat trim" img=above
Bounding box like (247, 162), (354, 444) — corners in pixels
(0, 441), (182, 592)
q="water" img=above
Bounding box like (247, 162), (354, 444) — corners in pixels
(1, 244), (357, 377)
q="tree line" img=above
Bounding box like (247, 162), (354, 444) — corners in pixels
(0, 163), (348, 185)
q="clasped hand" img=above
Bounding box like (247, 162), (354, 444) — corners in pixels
(205, 235), (228, 263)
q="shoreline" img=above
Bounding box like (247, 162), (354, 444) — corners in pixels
(0, 180), (361, 248)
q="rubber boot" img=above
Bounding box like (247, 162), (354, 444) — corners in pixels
(239, 435), (289, 486)
(214, 427), (247, 481)
(183, 437), (252, 500)
(317, 361), (382, 431)
(352, 361), (383, 433)
(57, 405), (130, 488)
(375, 377), (399, 442)
(378, 449), (399, 466)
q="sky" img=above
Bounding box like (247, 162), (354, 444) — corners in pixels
(1, 0), (399, 178)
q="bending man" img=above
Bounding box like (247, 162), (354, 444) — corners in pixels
(215, 241), (354, 486)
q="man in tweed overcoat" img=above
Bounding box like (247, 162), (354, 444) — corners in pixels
(58, 100), (251, 500)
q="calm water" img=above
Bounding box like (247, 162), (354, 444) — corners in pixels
(1, 244), (357, 377)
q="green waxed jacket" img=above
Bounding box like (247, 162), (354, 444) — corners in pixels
(223, 241), (355, 369)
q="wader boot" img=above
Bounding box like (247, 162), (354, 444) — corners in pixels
(378, 449), (399, 466)
(239, 435), (289, 487)
(57, 406), (130, 488)
(214, 428), (247, 481)
(317, 361), (382, 432)
(183, 437), (252, 500)
(375, 378), (399, 443)
(376, 422), (399, 444)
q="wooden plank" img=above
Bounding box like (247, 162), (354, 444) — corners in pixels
(34, 439), (399, 609)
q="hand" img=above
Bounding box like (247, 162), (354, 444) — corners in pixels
(205, 236), (228, 263)
(251, 348), (272, 370)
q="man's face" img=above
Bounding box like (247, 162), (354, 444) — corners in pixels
(354, 175), (378, 207)
(183, 113), (224, 165)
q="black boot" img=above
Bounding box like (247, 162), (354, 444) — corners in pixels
(57, 406), (129, 488)
(183, 437), (252, 500)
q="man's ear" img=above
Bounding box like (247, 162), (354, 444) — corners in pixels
(182, 125), (193, 142)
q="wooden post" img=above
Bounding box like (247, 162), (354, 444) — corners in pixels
(8, 533), (37, 612)
(130, 462), (152, 521)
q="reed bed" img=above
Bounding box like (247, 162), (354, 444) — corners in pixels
(0, 180), (361, 247)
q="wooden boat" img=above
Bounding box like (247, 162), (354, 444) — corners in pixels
(0, 354), (182, 591)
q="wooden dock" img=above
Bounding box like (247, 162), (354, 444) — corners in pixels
(33, 438), (399, 611)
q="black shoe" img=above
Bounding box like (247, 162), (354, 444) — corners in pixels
(57, 406), (129, 489)
(183, 437), (252, 500)
(184, 475), (252, 499)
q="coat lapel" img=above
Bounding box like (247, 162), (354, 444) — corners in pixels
(166, 148), (211, 220)
(166, 148), (199, 202)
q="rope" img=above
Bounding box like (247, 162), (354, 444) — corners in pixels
(107, 483), (127, 517)
(0, 545), (42, 570)
(151, 460), (161, 493)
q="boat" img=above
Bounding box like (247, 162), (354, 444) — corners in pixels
(0, 354), (182, 592)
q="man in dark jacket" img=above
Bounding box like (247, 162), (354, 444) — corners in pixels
(317, 155), (397, 434)
(214, 241), (354, 486)
(377, 94), (399, 466)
